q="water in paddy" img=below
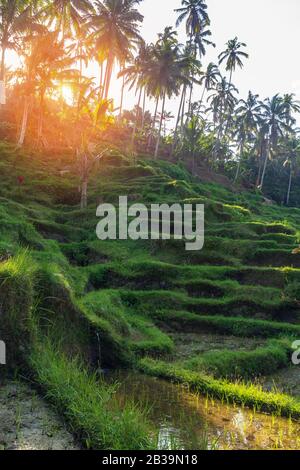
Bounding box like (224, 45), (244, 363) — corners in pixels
(108, 371), (300, 450)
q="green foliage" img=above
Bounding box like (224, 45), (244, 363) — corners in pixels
(30, 342), (153, 450)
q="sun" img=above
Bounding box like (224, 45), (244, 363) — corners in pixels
(61, 85), (74, 105)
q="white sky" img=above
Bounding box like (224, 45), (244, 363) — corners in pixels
(121, 0), (300, 123)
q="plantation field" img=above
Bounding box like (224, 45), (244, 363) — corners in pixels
(1, 142), (300, 449)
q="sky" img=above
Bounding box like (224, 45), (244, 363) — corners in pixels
(119, 0), (300, 123)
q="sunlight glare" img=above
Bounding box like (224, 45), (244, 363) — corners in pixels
(61, 85), (74, 105)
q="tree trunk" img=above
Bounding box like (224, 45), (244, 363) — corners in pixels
(180, 86), (186, 131)
(188, 81), (193, 117)
(141, 88), (146, 130)
(147, 95), (159, 151)
(37, 91), (45, 148)
(286, 162), (293, 205)
(260, 141), (270, 190)
(80, 179), (88, 209)
(224, 69), (233, 136)
(192, 150), (196, 176)
(172, 86), (185, 152)
(18, 96), (30, 146)
(80, 150), (88, 209)
(234, 141), (244, 183)
(98, 62), (104, 100)
(103, 52), (114, 100)
(119, 73), (125, 118)
(154, 91), (166, 159)
(0, 47), (6, 106)
(130, 87), (143, 160)
(199, 85), (206, 112)
(256, 140), (264, 187)
(0, 47), (6, 81)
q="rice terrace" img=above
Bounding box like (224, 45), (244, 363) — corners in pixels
(0, 0), (300, 458)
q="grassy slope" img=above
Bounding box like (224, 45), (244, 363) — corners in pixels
(1, 142), (300, 448)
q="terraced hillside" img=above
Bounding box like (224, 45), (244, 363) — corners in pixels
(1, 141), (300, 448)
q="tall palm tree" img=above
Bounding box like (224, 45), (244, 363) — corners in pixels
(257, 94), (289, 189)
(185, 22), (215, 114)
(16, 31), (77, 146)
(119, 42), (153, 155)
(176, 0), (213, 116)
(182, 115), (204, 174)
(199, 62), (220, 109)
(149, 41), (191, 158)
(0, 0), (41, 103)
(282, 136), (300, 205)
(40, 0), (94, 39)
(233, 91), (261, 181)
(88, 0), (144, 101)
(219, 37), (248, 136)
(207, 76), (238, 142)
(282, 93), (300, 129)
(175, 0), (209, 37)
(218, 37), (248, 86)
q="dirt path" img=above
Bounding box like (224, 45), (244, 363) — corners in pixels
(0, 380), (79, 450)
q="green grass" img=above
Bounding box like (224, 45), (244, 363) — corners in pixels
(180, 339), (292, 380)
(30, 340), (153, 450)
(138, 358), (300, 420)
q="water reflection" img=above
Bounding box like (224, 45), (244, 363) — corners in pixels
(107, 370), (300, 450)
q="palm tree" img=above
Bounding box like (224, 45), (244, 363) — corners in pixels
(40, 0), (94, 39)
(282, 93), (300, 129)
(176, 0), (213, 115)
(75, 79), (112, 208)
(182, 115), (204, 174)
(218, 37), (248, 137)
(149, 41), (190, 158)
(233, 91), (261, 181)
(199, 62), (220, 109)
(0, 0), (41, 104)
(282, 136), (300, 205)
(16, 31), (77, 146)
(185, 23), (215, 115)
(257, 95), (289, 189)
(119, 43), (153, 155)
(34, 36), (78, 147)
(175, 0), (210, 37)
(207, 77), (238, 150)
(88, 0), (144, 101)
(218, 37), (248, 86)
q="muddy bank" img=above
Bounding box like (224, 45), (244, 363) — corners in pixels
(0, 380), (79, 450)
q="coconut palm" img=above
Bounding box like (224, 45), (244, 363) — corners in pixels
(199, 62), (220, 109)
(119, 43), (153, 154)
(182, 115), (204, 174)
(233, 91), (262, 181)
(175, 0), (210, 37)
(281, 136), (300, 205)
(207, 77), (238, 138)
(148, 40), (191, 158)
(256, 95), (290, 189)
(88, 0), (144, 100)
(176, 0), (214, 115)
(40, 0), (94, 39)
(218, 37), (248, 85)
(282, 93), (300, 129)
(16, 31), (78, 146)
(194, 23), (215, 58)
(0, 0), (42, 103)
